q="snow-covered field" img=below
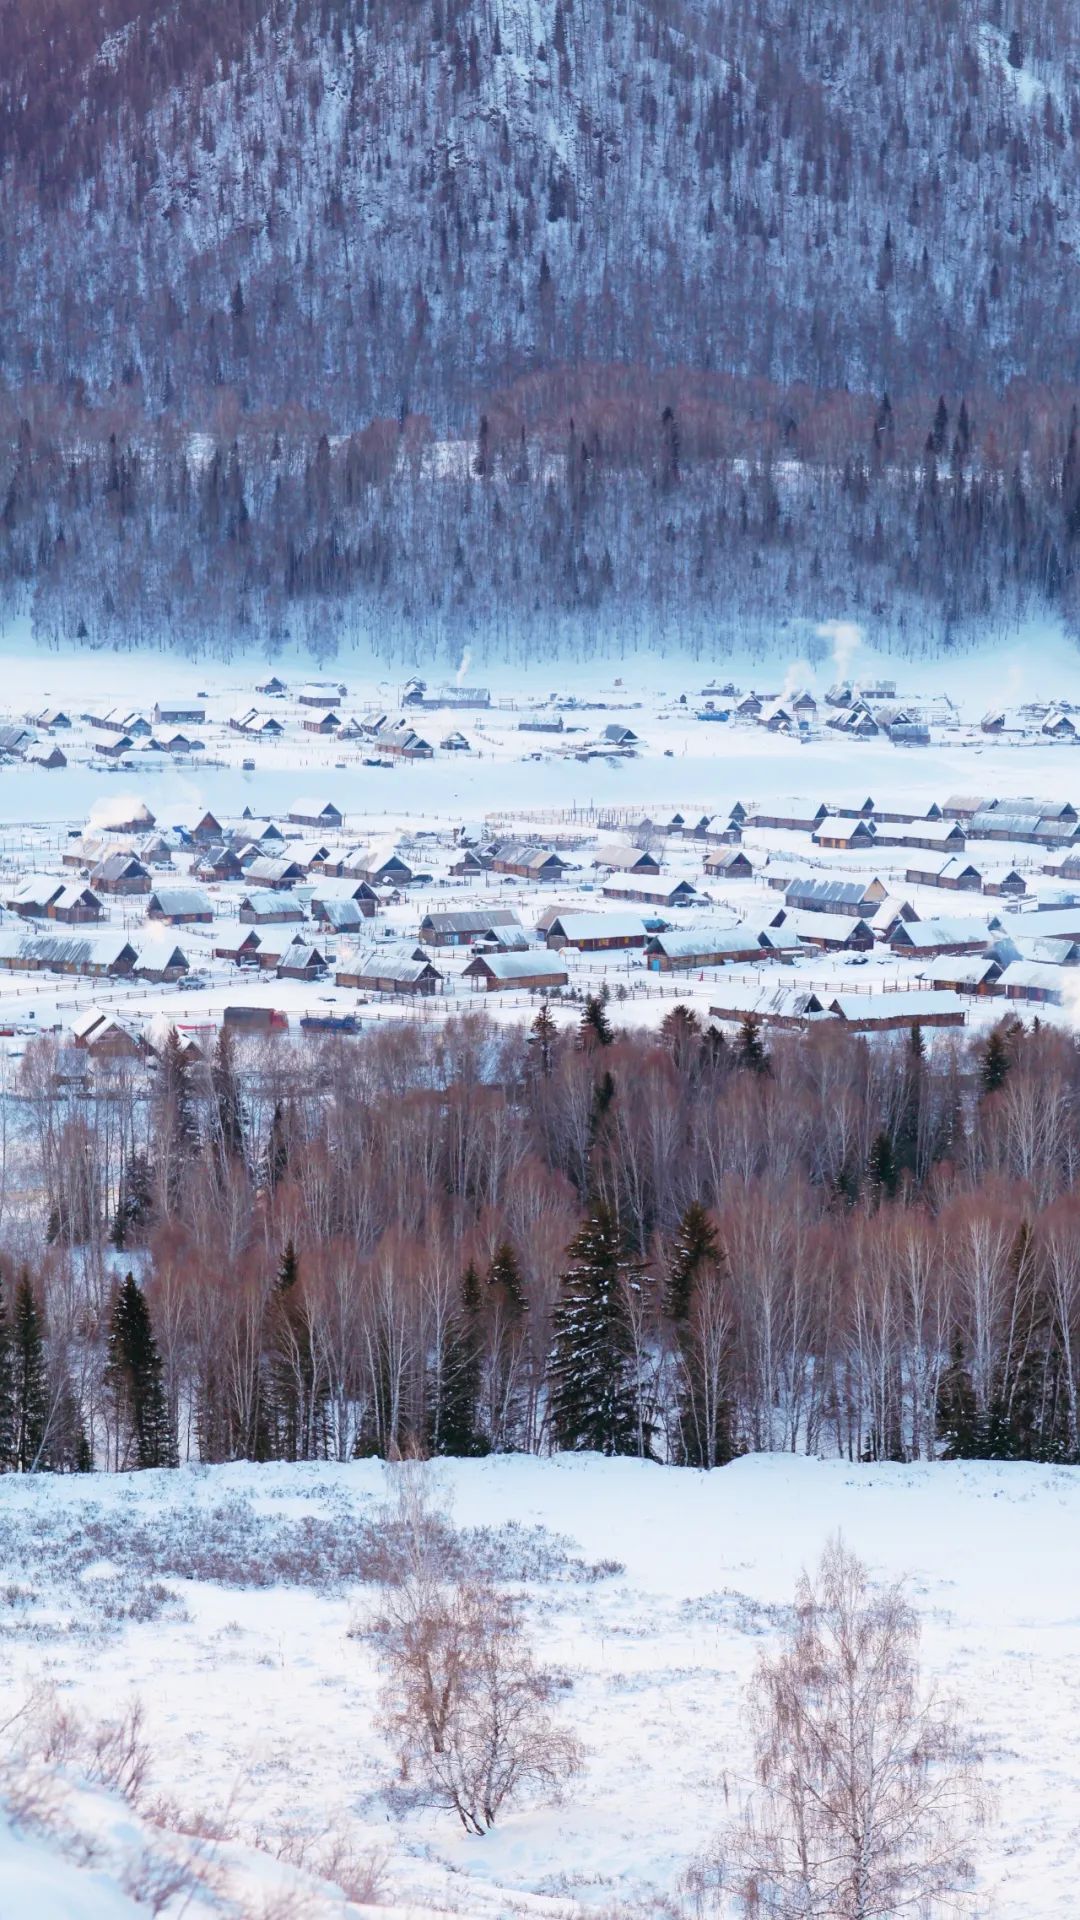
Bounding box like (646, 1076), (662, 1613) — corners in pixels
(1, 1454), (1079, 1917)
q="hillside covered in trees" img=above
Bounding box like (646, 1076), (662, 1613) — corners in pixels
(4, 0), (1080, 654)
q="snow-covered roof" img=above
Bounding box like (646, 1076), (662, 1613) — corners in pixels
(465, 950), (568, 981)
(775, 909), (872, 942)
(893, 917), (989, 949)
(600, 872), (697, 900)
(548, 911), (648, 942)
(995, 961), (1066, 996)
(646, 925), (761, 959)
(147, 886), (212, 916)
(829, 991), (966, 1022)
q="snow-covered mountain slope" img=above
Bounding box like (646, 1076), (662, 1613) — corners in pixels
(5, 0), (1080, 650)
(6, 0), (1080, 414)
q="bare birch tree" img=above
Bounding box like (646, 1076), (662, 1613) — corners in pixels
(371, 1469), (583, 1834)
(724, 1538), (987, 1920)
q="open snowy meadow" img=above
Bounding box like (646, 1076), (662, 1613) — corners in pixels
(0, 1453), (1078, 1918)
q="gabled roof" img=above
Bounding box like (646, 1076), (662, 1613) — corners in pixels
(5, 874), (64, 909)
(133, 938), (190, 974)
(890, 917), (989, 949)
(645, 925), (760, 959)
(419, 909), (522, 937)
(546, 912), (648, 943)
(463, 950), (568, 982)
(776, 909), (874, 942)
(785, 877), (881, 908)
(338, 942), (442, 985)
(92, 852), (149, 881)
(600, 873), (698, 901)
(147, 886), (212, 916)
(288, 797), (342, 818)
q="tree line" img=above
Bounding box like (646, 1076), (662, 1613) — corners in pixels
(5, 1002), (1080, 1471)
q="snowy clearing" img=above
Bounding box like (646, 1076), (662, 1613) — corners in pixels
(0, 1454), (1078, 1917)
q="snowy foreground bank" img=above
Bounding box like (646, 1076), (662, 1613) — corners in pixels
(0, 1452), (1077, 1917)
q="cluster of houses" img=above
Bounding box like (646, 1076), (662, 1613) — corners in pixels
(4, 753), (1080, 1045)
(704, 679), (937, 746)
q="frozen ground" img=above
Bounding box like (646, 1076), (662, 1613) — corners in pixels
(0, 1454), (1078, 1917)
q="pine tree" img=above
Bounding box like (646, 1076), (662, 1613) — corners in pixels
(579, 993), (613, 1048)
(666, 1201), (719, 1322)
(548, 1204), (641, 1456)
(105, 1275), (175, 1470)
(11, 1273), (47, 1472)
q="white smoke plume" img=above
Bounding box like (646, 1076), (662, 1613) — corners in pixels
(816, 619), (862, 681)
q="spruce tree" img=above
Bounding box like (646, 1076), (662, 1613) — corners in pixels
(736, 1014), (769, 1075)
(579, 993), (613, 1048)
(866, 1130), (898, 1201)
(660, 1002), (701, 1068)
(48, 1371), (93, 1472)
(0, 1273), (13, 1471)
(211, 1025), (247, 1169)
(105, 1275), (175, 1470)
(488, 1242), (526, 1316)
(665, 1206), (736, 1468)
(701, 1024), (728, 1068)
(11, 1274), (47, 1472)
(894, 1023), (923, 1175)
(936, 1336), (979, 1459)
(981, 1025), (1011, 1095)
(430, 1263), (487, 1457)
(269, 1239), (316, 1461)
(548, 1204), (641, 1456)
(530, 1002), (557, 1076)
(260, 1100), (290, 1191)
(155, 1026), (198, 1211)
(666, 1201), (719, 1322)
(111, 1149), (153, 1249)
(589, 1067), (616, 1140)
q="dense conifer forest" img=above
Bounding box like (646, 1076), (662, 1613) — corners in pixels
(4, 0), (1080, 651)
